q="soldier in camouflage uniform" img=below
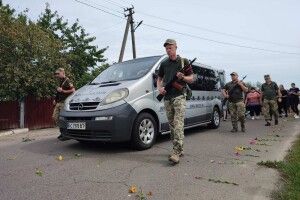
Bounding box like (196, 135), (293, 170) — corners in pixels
(53, 68), (75, 141)
(260, 75), (281, 126)
(157, 39), (194, 164)
(222, 72), (248, 132)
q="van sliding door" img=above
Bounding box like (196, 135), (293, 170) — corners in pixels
(186, 66), (208, 125)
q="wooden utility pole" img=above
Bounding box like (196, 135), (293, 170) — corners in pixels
(129, 8), (136, 59)
(118, 7), (137, 63)
(118, 14), (131, 63)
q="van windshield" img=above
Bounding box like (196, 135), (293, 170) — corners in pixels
(91, 56), (161, 84)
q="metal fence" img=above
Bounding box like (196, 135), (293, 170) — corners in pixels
(0, 96), (55, 130)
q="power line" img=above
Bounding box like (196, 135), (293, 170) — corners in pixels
(74, 0), (124, 19)
(84, 0), (123, 15)
(137, 11), (300, 49)
(74, 0), (300, 56)
(143, 23), (300, 56)
(101, 0), (125, 9)
(98, 22), (124, 34)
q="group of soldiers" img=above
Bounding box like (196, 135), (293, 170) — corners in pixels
(222, 73), (295, 133)
(52, 38), (299, 165)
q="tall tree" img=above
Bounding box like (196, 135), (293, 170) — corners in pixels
(37, 4), (107, 87)
(0, 4), (70, 100)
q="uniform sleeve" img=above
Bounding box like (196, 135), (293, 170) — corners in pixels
(183, 58), (193, 76)
(158, 63), (164, 78)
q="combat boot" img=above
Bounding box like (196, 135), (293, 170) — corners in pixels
(169, 151), (184, 158)
(241, 125), (246, 132)
(275, 119), (278, 125)
(57, 134), (70, 141)
(231, 122), (238, 133)
(169, 154), (180, 164)
(265, 121), (271, 126)
(230, 128), (238, 133)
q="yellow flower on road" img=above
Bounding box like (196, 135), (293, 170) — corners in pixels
(57, 155), (64, 161)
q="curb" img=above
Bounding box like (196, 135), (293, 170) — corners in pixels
(0, 128), (29, 137)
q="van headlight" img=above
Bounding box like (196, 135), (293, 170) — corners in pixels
(102, 88), (129, 105)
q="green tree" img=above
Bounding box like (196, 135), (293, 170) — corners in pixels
(37, 4), (107, 87)
(76, 63), (110, 87)
(0, 4), (70, 101)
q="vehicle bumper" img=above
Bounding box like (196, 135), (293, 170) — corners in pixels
(58, 103), (137, 142)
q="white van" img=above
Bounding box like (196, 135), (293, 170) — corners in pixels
(59, 55), (225, 150)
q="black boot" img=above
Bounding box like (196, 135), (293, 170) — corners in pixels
(230, 128), (238, 133)
(275, 119), (278, 125)
(265, 121), (271, 126)
(57, 134), (70, 141)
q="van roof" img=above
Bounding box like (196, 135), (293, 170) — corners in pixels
(121, 55), (163, 64)
(122, 55), (224, 72)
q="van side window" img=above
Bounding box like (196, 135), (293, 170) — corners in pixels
(205, 69), (218, 91)
(188, 65), (219, 91)
(188, 65), (203, 91)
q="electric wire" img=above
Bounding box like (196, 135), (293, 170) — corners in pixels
(143, 23), (300, 56)
(136, 11), (300, 49)
(74, 0), (300, 55)
(84, 0), (124, 15)
(74, 0), (124, 18)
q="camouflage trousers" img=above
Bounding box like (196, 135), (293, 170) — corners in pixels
(262, 99), (278, 121)
(52, 102), (64, 126)
(164, 95), (186, 155)
(228, 101), (246, 130)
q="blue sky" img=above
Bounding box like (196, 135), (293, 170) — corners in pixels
(5, 0), (300, 88)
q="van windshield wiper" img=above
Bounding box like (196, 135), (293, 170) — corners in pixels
(100, 80), (118, 84)
(89, 82), (100, 85)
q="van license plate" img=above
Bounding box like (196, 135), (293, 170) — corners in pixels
(67, 122), (86, 130)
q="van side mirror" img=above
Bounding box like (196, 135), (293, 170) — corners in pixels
(152, 73), (158, 87)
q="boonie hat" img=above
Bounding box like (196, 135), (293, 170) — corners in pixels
(230, 72), (238, 76)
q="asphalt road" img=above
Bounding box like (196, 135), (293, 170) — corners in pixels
(0, 118), (299, 200)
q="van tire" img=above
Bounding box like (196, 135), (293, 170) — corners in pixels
(209, 107), (220, 129)
(131, 112), (157, 150)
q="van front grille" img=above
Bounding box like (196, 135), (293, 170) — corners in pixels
(69, 102), (100, 111)
(63, 130), (112, 140)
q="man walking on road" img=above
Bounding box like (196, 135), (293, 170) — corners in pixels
(260, 75), (281, 126)
(52, 68), (75, 141)
(222, 72), (248, 132)
(288, 83), (300, 119)
(157, 39), (194, 164)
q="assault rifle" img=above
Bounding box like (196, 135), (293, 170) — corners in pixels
(223, 75), (247, 103)
(156, 58), (196, 102)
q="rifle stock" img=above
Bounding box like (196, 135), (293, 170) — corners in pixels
(156, 58), (196, 101)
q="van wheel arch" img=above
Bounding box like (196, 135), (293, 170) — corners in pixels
(130, 110), (159, 150)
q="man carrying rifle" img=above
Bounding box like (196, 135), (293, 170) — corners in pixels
(260, 74), (281, 126)
(222, 72), (248, 132)
(157, 39), (194, 164)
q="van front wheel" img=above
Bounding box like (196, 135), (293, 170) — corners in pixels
(131, 113), (157, 150)
(209, 107), (220, 129)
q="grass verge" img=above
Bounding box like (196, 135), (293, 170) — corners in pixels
(257, 137), (300, 200)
